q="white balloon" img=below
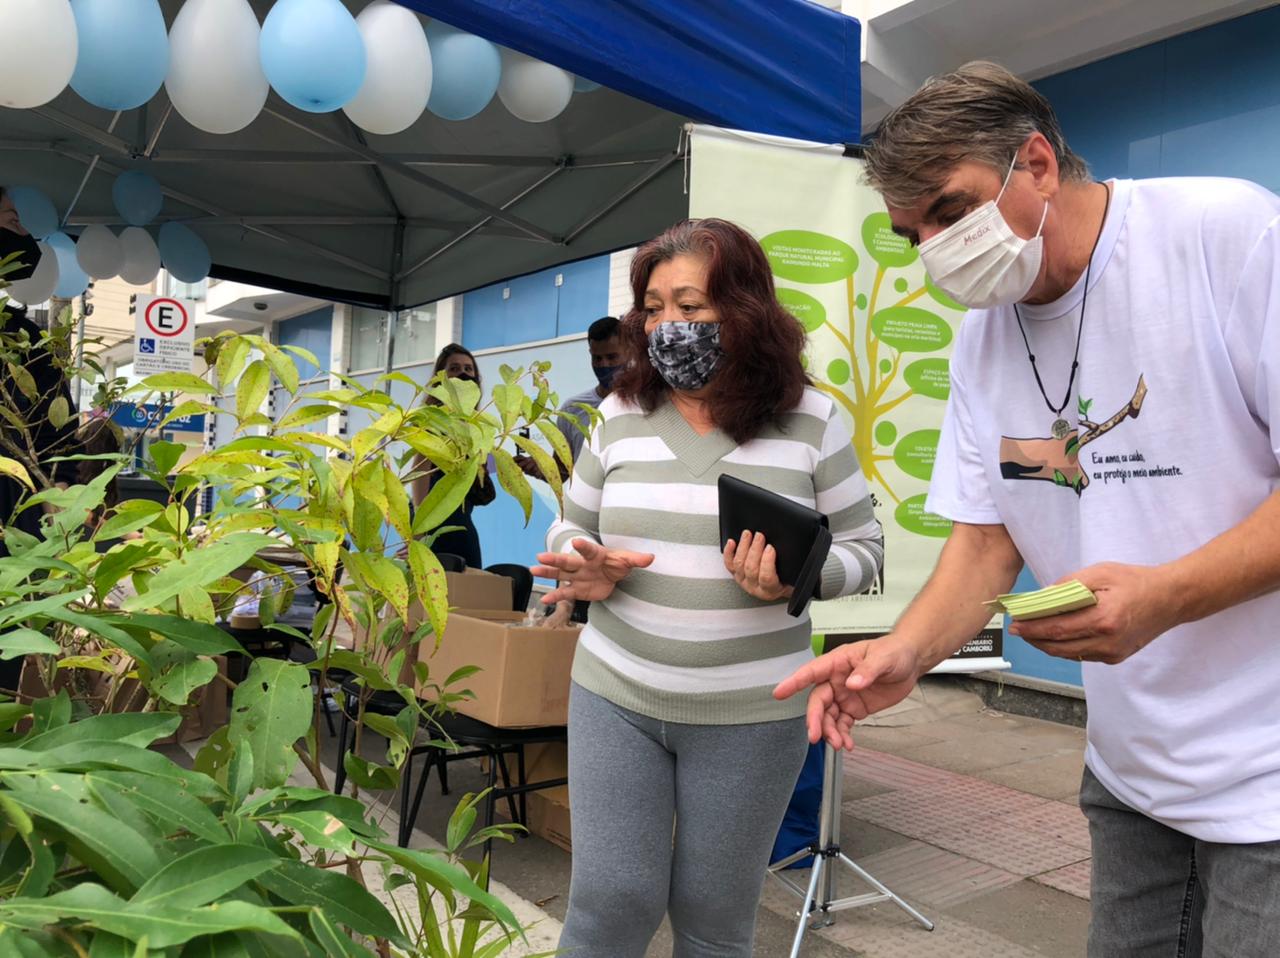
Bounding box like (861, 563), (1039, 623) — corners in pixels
(75, 225), (123, 279)
(166, 0), (269, 134)
(343, 1), (432, 135)
(119, 227), (161, 286)
(0, 0), (79, 108)
(6, 241), (59, 306)
(497, 49), (573, 123)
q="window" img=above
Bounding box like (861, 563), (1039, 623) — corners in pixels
(349, 307), (388, 372)
(166, 276), (207, 302)
(391, 304), (437, 368)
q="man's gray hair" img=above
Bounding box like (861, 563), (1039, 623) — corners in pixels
(864, 61), (1089, 209)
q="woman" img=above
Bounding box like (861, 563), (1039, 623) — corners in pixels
(411, 344), (494, 569)
(534, 218), (884, 957)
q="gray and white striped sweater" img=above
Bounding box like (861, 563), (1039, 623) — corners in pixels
(547, 387), (884, 725)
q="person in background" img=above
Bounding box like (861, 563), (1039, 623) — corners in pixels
(776, 62), (1280, 956)
(533, 218), (884, 957)
(517, 316), (624, 623)
(0, 186), (81, 696)
(410, 343), (494, 569)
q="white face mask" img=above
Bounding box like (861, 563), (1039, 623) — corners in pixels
(917, 155), (1049, 309)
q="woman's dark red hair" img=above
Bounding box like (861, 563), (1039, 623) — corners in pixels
(611, 218), (808, 444)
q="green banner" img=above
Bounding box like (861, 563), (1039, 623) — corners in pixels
(689, 127), (969, 634)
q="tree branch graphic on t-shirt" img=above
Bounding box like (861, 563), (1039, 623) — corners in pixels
(999, 375), (1148, 495)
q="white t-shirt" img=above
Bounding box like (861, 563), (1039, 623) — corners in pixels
(927, 177), (1280, 843)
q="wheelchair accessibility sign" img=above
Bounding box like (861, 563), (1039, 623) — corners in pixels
(134, 295), (195, 375)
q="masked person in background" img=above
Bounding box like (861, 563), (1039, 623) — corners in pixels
(0, 186), (81, 695)
(410, 343), (495, 569)
(776, 62), (1280, 957)
(534, 219), (883, 958)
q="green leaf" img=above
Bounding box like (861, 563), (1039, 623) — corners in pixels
(130, 845), (279, 909)
(535, 420), (574, 474)
(145, 643), (217, 706)
(24, 712), (181, 751)
(264, 810), (355, 852)
(0, 455), (34, 492)
(492, 383), (522, 431)
(0, 628), (59, 659)
(216, 337), (252, 390)
(149, 439), (184, 477)
(87, 769), (228, 845)
(411, 464), (474, 536)
(261, 342), (299, 394)
(95, 499), (165, 541)
(346, 553), (409, 622)
(341, 752), (399, 791)
(514, 434), (562, 501)
(307, 910), (378, 958)
(407, 540), (448, 641)
(236, 360), (271, 422)
(1065, 434), (1081, 458)
(122, 613), (244, 655)
(122, 533), (277, 612)
(370, 841), (522, 935)
(278, 343), (319, 370)
(276, 404), (340, 431)
(493, 448), (532, 522)
(160, 399), (217, 429)
(383, 464), (412, 543)
(47, 395), (70, 430)
(40, 606), (157, 671)
(1078, 396), (1093, 417)
(0, 882), (303, 948)
(1, 776), (162, 890)
(253, 860), (404, 945)
(228, 659), (313, 790)
(139, 372), (219, 394)
(93, 541), (161, 594)
(7, 362), (37, 401)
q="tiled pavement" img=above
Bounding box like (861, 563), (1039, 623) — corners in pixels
(336, 677), (1094, 957)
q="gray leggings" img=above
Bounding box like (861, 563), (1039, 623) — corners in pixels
(559, 682), (810, 958)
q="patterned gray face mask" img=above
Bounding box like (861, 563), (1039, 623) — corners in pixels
(647, 321), (724, 391)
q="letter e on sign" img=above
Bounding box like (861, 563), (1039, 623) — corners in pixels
(144, 298), (189, 337)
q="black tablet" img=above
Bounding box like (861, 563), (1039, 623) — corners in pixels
(717, 474), (832, 618)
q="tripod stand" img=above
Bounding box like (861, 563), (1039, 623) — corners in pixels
(767, 744), (934, 956)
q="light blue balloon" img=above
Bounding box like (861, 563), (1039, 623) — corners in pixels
(113, 171), (163, 227)
(6, 186), (59, 240)
(425, 21), (501, 121)
(261, 0), (367, 113)
(158, 222), (212, 283)
(48, 232), (89, 299)
(69, 0), (170, 111)
(573, 76), (602, 93)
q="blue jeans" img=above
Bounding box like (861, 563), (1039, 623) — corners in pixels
(1081, 766), (1280, 957)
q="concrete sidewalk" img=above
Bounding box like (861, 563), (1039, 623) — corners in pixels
(375, 676), (1092, 957)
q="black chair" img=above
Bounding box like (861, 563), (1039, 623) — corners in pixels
(398, 714), (568, 857)
(484, 563), (534, 613)
(437, 553), (466, 572)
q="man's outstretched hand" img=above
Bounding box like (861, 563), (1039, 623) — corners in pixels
(774, 637), (922, 750)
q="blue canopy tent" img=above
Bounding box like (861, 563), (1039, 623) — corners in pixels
(0, 0), (861, 310)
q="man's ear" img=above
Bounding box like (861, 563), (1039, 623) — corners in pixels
(1022, 132), (1061, 199)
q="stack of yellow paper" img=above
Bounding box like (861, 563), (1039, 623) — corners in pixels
(984, 580), (1097, 621)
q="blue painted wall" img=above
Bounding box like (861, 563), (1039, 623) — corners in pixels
(461, 255), (611, 351)
(275, 307), (334, 381)
(996, 5), (1280, 687)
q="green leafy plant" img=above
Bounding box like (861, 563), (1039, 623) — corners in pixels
(0, 266), (573, 954)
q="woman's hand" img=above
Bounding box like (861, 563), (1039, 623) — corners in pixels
(533, 538), (655, 604)
(724, 530), (794, 602)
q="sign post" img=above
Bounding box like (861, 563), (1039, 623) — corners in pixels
(133, 295), (195, 376)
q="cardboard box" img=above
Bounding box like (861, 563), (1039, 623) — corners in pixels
(500, 784), (572, 854)
(443, 569), (513, 614)
(417, 610), (579, 728)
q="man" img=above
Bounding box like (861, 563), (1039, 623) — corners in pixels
(517, 315), (624, 480)
(776, 62), (1280, 955)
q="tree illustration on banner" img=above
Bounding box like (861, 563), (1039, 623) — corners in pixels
(763, 212), (967, 540)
